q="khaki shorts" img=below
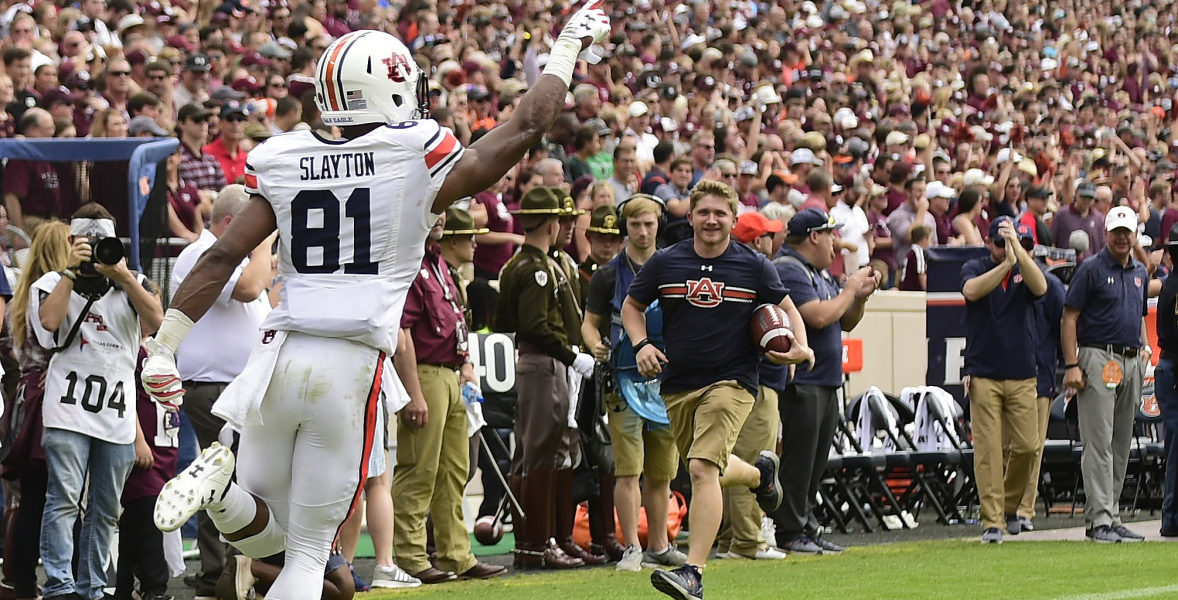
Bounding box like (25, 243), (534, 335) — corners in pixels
(605, 392), (679, 480)
(662, 380), (755, 473)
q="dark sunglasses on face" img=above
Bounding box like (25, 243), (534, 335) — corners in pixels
(994, 237), (1034, 251)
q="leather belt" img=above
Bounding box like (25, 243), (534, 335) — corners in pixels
(1081, 343), (1139, 358)
(517, 340), (544, 355)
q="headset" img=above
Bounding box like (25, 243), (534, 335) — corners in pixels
(615, 193), (668, 239)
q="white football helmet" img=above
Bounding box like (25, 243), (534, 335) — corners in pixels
(314, 30), (429, 126)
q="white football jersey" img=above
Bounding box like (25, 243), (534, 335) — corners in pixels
(31, 272), (145, 444)
(244, 121), (465, 354)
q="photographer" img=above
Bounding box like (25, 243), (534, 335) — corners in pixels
(33, 203), (162, 600)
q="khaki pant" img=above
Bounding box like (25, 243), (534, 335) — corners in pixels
(717, 386), (779, 555)
(1076, 347), (1144, 528)
(969, 377), (1039, 529)
(391, 365), (477, 575)
(663, 381), (755, 473)
(1004, 395), (1051, 519)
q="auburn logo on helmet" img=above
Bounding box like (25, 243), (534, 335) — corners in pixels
(383, 53), (412, 83)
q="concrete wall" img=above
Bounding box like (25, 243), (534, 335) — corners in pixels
(844, 290), (927, 397)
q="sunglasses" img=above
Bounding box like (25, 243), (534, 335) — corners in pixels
(224, 115), (247, 122)
(109, 70), (130, 77)
(994, 237), (1035, 251)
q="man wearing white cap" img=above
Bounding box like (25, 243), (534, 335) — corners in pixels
(790, 148), (822, 192)
(624, 101), (658, 166)
(926, 181), (957, 245)
(884, 130), (909, 155)
(1061, 206), (1150, 543)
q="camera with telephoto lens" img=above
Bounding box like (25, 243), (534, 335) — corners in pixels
(79, 236), (125, 275)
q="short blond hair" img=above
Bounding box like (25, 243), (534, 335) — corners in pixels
(689, 180), (739, 215)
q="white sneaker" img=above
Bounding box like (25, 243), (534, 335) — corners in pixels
(370, 564), (422, 589)
(155, 443), (235, 532)
(616, 545), (642, 572)
(719, 546), (788, 560)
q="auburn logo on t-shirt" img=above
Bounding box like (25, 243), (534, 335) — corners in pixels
(658, 278), (757, 308)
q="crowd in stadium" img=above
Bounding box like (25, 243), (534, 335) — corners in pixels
(0, 0), (1177, 598)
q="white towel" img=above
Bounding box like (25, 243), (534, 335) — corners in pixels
(212, 330), (288, 427)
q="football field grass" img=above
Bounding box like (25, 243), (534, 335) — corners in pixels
(365, 540), (1178, 600)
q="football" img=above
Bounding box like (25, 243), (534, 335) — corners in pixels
(750, 303), (793, 353)
(473, 515), (503, 545)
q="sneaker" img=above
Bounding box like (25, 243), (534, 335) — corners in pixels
(781, 535), (823, 554)
(370, 564), (422, 589)
(980, 527), (1003, 544)
(154, 443), (235, 532)
(812, 537), (844, 553)
(349, 563), (370, 592)
(1005, 515), (1021, 536)
(617, 545), (642, 572)
(643, 545), (688, 568)
(1112, 526), (1144, 542)
(215, 555), (255, 600)
(1018, 516), (1034, 532)
(750, 451), (782, 514)
(723, 546), (787, 560)
(1085, 525), (1122, 543)
(650, 565), (703, 600)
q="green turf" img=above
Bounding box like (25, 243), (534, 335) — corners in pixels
(351, 533), (515, 559)
(363, 540), (1178, 600)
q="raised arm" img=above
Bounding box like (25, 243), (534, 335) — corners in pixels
(433, 2), (610, 211)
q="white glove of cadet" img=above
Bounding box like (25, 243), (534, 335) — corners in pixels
(556, 0), (611, 64)
(142, 337), (184, 413)
(572, 353), (596, 379)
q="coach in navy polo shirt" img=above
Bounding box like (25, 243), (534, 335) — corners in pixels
(960, 216), (1046, 543)
(623, 180), (813, 599)
(770, 207), (880, 555)
(1062, 206), (1150, 543)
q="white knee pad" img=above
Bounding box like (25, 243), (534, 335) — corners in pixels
(230, 516), (286, 559)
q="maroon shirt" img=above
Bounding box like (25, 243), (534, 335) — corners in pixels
(885, 187), (907, 215)
(3, 159), (77, 220)
(899, 245), (927, 291)
(401, 246), (469, 367)
(123, 350), (179, 503)
(472, 190), (515, 276)
(169, 180), (202, 233)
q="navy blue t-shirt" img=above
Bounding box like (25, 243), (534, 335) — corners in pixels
(960, 256), (1043, 380)
(1065, 248), (1148, 348)
(773, 247), (845, 387)
(1032, 272), (1066, 397)
(627, 239), (789, 395)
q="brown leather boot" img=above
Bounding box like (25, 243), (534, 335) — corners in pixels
(542, 537), (585, 569)
(588, 472), (627, 561)
(511, 473), (546, 569)
(554, 469), (606, 565)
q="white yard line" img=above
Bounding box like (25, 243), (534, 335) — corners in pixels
(1051, 585), (1178, 600)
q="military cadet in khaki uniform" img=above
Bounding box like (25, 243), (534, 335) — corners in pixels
(494, 187), (597, 569)
(544, 190), (610, 565)
(392, 209), (506, 583)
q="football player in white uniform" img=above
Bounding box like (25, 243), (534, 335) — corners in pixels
(139, 4), (610, 599)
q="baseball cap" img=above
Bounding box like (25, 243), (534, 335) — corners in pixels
(963, 168), (995, 187)
(127, 115), (169, 136)
(184, 53), (211, 72)
(787, 208), (840, 237)
(258, 40), (292, 60)
(739, 160), (759, 176)
(885, 130), (910, 146)
(40, 86), (81, 108)
(1075, 182), (1098, 198)
(243, 121), (271, 142)
(628, 101), (649, 118)
(790, 147), (822, 166)
(925, 181), (956, 199)
(1025, 185), (1052, 199)
(1105, 206), (1137, 232)
(467, 85), (491, 101)
(178, 103), (212, 122)
(988, 216), (1035, 249)
(733, 211), (784, 243)
(211, 86), (246, 102)
(220, 100), (249, 118)
(117, 13), (145, 34)
(585, 118), (610, 137)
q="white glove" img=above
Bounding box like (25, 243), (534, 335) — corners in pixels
(556, 0), (611, 64)
(142, 337), (184, 413)
(572, 353), (596, 379)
